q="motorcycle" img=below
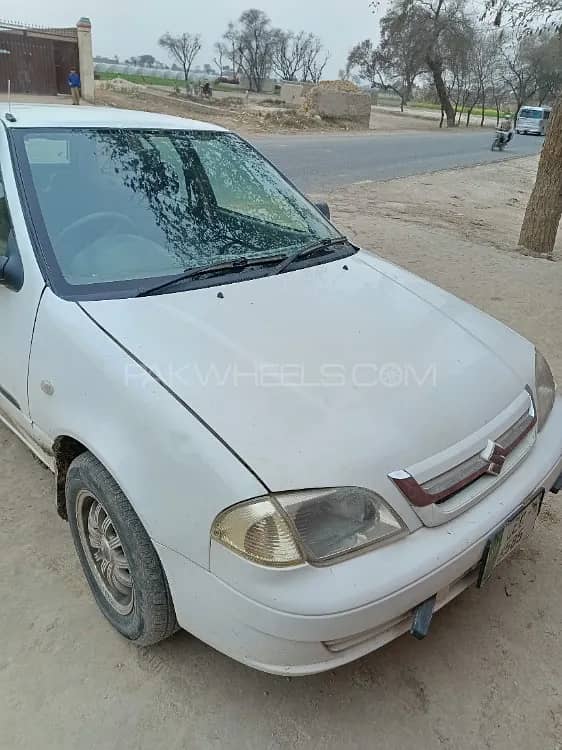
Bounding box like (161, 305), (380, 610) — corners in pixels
(491, 130), (513, 151)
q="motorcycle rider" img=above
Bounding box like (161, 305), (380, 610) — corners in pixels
(497, 114), (514, 145)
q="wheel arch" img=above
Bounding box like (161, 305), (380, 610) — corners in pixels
(52, 435), (93, 519)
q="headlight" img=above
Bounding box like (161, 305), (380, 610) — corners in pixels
(211, 487), (407, 567)
(535, 349), (556, 431)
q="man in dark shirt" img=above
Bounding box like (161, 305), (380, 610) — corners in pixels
(68, 69), (81, 105)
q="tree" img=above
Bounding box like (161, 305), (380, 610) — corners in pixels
(270, 30), (329, 83)
(498, 34), (545, 117)
(301, 34), (329, 83)
(378, 6), (427, 107)
(375, 0), (474, 127)
(137, 54), (156, 68)
(485, 0), (562, 257)
(213, 42), (227, 76)
(347, 38), (421, 110)
(272, 30), (308, 81)
(224, 9), (277, 92)
(347, 40), (382, 88)
(223, 22), (241, 78)
(534, 34), (562, 104)
(158, 32), (202, 92)
(470, 31), (501, 126)
(519, 95), (562, 256)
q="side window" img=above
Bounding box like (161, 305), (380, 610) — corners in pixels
(0, 169), (13, 257)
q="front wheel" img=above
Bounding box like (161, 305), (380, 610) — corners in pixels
(66, 453), (177, 646)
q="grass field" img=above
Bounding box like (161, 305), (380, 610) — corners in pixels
(411, 101), (505, 118)
(95, 72), (183, 88)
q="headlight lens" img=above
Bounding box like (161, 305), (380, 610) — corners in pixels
(211, 498), (302, 567)
(211, 488), (407, 567)
(535, 349), (556, 431)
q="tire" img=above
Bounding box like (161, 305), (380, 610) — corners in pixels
(516, 130), (520, 135)
(66, 452), (177, 646)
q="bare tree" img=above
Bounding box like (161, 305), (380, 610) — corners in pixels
(485, 0), (562, 31)
(347, 38), (421, 111)
(213, 42), (227, 77)
(272, 30), (309, 81)
(158, 32), (202, 92)
(484, 0), (562, 257)
(471, 31), (501, 126)
(347, 40), (381, 87)
(534, 34), (562, 104)
(444, 22), (476, 124)
(223, 22), (241, 78)
(499, 34), (542, 117)
(226, 9), (277, 92)
(302, 34), (329, 83)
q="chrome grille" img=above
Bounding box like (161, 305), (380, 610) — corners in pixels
(389, 390), (536, 514)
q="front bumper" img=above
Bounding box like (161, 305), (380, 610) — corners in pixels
(157, 397), (562, 676)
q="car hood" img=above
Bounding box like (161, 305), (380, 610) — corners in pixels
(81, 251), (533, 492)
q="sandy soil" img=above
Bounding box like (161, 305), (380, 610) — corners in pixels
(2, 156), (562, 750)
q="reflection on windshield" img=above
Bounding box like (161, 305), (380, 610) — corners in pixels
(20, 128), (340, 289)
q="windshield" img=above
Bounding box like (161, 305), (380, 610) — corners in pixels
(14, 128), (342, 298)
(519, 109), (543, 119)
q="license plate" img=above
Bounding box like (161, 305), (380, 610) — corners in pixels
(478, 490), (544, 587)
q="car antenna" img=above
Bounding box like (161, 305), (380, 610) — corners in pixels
(5, 79), (16, 122)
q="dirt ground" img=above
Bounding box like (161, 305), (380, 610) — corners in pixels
(94, 88), (440, 135)
(2, 156), (562, 750)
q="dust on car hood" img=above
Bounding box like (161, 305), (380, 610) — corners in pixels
(81, 250), (533, 491)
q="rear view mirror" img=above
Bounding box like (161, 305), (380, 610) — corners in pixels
(0, 231), (24, 291)
(314, 201), (331, 221)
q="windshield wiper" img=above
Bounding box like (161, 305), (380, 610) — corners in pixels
(271, 237), (350, 276)
(137, 254), (288, 298)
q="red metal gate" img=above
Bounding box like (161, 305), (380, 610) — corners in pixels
(0, 27), (78, 95)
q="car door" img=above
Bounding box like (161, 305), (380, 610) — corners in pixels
(0, 126), (46, 442)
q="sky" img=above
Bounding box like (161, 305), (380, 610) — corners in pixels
(1, 0), (383, 77)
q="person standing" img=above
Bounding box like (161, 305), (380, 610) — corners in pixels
(68, 68), (81, 105)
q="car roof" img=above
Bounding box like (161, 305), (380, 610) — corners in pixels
(0, 103), (227, 131)
(520, 106), (550, 111)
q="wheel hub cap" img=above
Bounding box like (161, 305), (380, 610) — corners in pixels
(76, 491), (134, 616)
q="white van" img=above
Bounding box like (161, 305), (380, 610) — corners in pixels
(516, 106), (552, 135)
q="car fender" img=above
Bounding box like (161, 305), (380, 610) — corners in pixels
(28, 289), (266, 567)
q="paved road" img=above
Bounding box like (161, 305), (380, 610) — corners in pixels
(252, 130), (543, 192)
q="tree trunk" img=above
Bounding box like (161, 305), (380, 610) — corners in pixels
(427, 58), (456, 127)
(518, 94), (562, 258)
(480, 97), (485, 128)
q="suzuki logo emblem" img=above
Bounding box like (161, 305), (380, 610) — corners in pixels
(481, 440), (507, 476)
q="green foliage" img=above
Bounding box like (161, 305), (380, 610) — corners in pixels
(95, 72), (182, 88)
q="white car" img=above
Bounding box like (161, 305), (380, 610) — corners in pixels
(516, 106), (552, 136)
(1, 104), (561, 676)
